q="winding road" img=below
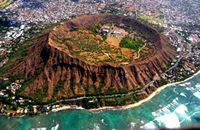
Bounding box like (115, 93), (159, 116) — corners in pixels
(48, 52), (195, 106)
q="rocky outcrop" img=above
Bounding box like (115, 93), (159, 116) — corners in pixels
(9, 14), (176, 101)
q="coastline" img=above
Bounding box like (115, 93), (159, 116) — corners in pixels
(2, 70), (198, 117)
(52, 70), (200, 112)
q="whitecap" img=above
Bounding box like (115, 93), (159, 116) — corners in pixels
(152, 112), (156, 117)
(140, 121), (157, 129)
(186, 87), (190, 90)
(174, 104), (188, 116)
(172, 97), (179, 104)
(152, 106), (171, 118)
(193, 91), (200, 99)
(155, 113), (180, 128)
(130, 122), (136, 129)
(93, 123), (100, 130)
(173, 88), (179, 94)
(187, 116), (191, 121)
(32, 128), (47, 130)
(179, 82), (191, 87)
(185, 82), (191, 85)
(162, 107), (171, 114)
(179, 84), (186, 87)
(185, 87), (195, 92)
(195, 83), (200, 89)
(101, 119), (107, 126)
(51, 124), (59, 130)
(180, 93), (187, 98)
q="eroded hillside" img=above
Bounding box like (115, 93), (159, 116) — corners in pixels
(4, 14), (176, 102)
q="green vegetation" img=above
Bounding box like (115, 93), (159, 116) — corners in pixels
(0, 37), (35, 74)
(53, 80), (65, 96)
(158, 77), (167, 86)
(16, 78), (34, 94)
(0, 80), (10, 90)
(137, 18), (165, 33)
(139, 15), (164, 24)
(29, 88), (48, 103)
(115, 24), (132, 33)
(70, 78), (76, 96)
(119, 37), (144, 51)
(0, 0), (14, 8)
(0, 17), (9, 33)
(0, 25), (52, 95)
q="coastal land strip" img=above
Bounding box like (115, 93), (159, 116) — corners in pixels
(51, 70), (200, 112)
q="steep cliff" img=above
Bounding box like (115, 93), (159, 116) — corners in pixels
(8, 14), (176, 102)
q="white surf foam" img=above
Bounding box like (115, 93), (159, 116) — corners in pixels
(179, 82), (191, 87)
(187, 116), (191, 121)
(93, 123), (100, 130)
(155, 113), (180, 128)
(140, 121), (157, 129)
(173, 88), (179, 94)
(172, 97), (179, 104)
(130, 122), (136, 129)
(185, 82), (191, 85)
(180, 93), (187, 98)
(193, 91), (200, 99)
(174, 104), (188, 116)
(185, 87), (195, 91)
(31, 128), (47, 130)
(51, 124), (59, 130)
(195, 83), (200, 89)
(152, 106), (171, 118)
(101, 119), (107, 126)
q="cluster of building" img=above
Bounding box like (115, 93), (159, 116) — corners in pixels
(0, 26), (22, 67)
(0, 57), (8, 67)
(163, 52), (200, 83)
(99, 25), (128, 38)
(4, 25), (26, 40)
(0, 23), (41, 68)
(0, 0), (199, 116)
(2, 0), (98, 24)
(0, 79), (35, 115)
(0, 79), (64, 115)
(0, 80), (22, 97)
(135, 0), (200, 25)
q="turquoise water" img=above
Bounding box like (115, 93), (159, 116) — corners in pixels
(0, 74), (200, 129)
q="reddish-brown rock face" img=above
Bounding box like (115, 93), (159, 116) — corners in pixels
(9, 14), (176, 101)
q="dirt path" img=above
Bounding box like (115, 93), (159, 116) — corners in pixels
(135, 43), (146, 59)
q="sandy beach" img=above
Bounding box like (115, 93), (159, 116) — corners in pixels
(115, 70), (200, 110)
(51, 106), (71, 112)
(52, 70), (200, 112)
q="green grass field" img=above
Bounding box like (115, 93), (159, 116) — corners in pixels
(119, 37), (144, 51)
(139, 15), (164, 24)
(0, 0), (13, 8)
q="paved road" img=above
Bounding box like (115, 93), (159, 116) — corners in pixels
(48, 50), (199, 105)
(48, 55), (187, 106)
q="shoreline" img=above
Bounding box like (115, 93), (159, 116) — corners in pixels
(51, 70), (200, 112)
(1, 70), (199, 117)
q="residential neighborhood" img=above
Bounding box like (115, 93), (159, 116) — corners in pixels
(0, 0), (199, 117)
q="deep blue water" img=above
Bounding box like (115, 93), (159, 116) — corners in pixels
(0, 74), (200, 129)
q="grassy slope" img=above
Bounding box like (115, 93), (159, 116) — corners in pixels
(139, 15), (164, 24)
(0, 0), (13, 8)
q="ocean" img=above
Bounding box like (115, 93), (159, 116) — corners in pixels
(0, 73), (200, 129)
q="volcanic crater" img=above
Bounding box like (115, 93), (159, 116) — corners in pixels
(8, 14), (176, 102)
